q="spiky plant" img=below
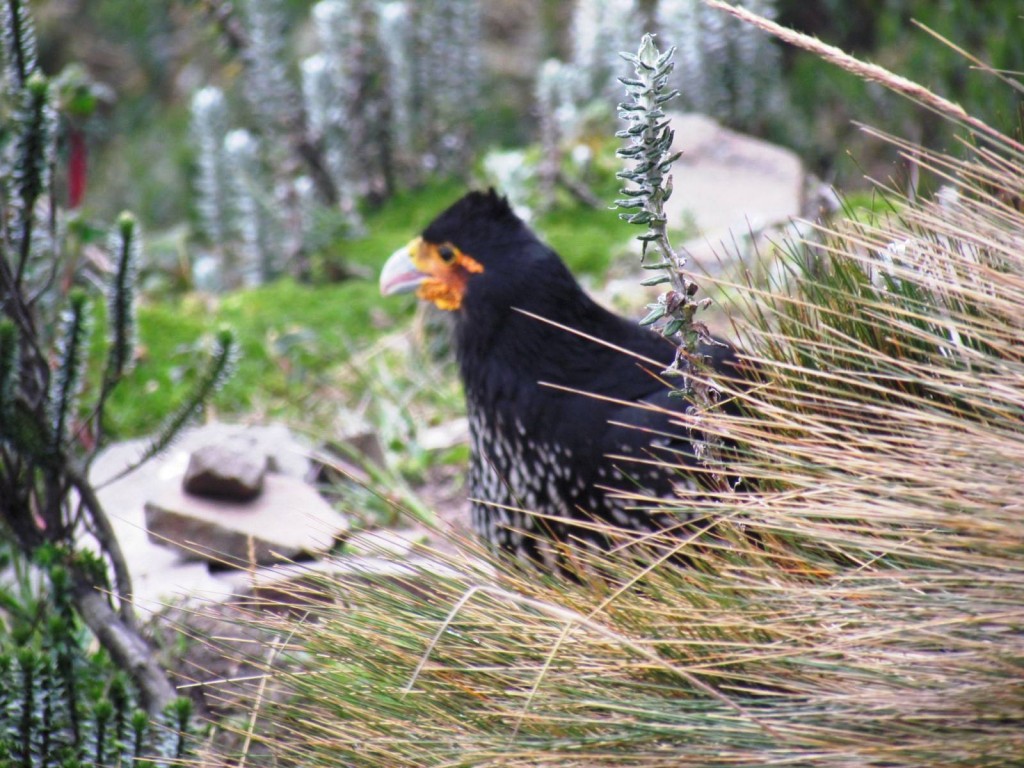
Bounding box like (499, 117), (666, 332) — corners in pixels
(1, 0), (235, 720)
(656, 0), (784, 130)
(240, 0), (294, 137)
(0, 549), (199, 766)
(425, 0), (482, 176)
(304, 0), (393, 206)
(570, 0), (643, 102)
(378, 0), (482, 179)
(225, 128), (282, 285)
(191, 88), (293, 287)
(191, 86), (235, 254)
(535, 58), (590, 210)
(207, 13), (1023, 768)
(615, 33), (730, 483)
(193, 0), (358, 286)
(300, 53), (350, 199)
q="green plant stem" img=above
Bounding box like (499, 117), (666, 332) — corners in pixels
(13, 75), (52, 288)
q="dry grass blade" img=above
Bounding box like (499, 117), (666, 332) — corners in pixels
(911, 19), (1024, 95)
(702, 0), (1024, 153)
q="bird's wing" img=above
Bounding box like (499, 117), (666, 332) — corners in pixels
(590, 338), (751, 502)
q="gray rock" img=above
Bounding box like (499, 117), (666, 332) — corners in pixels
(601, 113), (806, 330)
(178, 422), (315, 481)
(89, 422), (338, 613)
(329, 428), (386, 470)
(145, 473), (348, 567)
(346, 430), (386, 468)
(316, 428), (388, 486)
(183, 440), (267, 500)
(665, 112), (804, 247)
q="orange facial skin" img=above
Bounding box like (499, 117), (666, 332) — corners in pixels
(408, 237), (484, 311)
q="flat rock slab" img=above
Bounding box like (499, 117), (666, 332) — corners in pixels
(145, 473), (347, 566)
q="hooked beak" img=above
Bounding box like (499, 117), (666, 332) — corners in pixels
(380, 238), (426, 296)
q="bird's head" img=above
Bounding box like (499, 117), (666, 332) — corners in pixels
(380, 189), (569, 315)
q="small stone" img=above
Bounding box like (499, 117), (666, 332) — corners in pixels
(316, 429), (387, 486)
(183, 440), (266, 500)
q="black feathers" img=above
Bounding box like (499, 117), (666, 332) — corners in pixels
(393, 190), (743, 563)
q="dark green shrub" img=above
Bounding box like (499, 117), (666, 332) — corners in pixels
(0, 546), (197, 767)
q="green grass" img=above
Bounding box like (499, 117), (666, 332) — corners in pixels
(537, 202), (631, 276)
(104, 277), (410, 437)
(317, 178), (467, 276)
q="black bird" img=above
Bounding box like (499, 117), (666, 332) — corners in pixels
(380, 190), (742, 565)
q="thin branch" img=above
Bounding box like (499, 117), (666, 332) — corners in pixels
(71, 576), (177, 716)
(66, 463), (137, 627)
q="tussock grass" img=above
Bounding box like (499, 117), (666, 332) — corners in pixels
(203, 15), (1024, 767)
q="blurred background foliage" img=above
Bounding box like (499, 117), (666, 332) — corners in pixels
(37, 0), (1022, 226)
(25, 0), (1023, 440)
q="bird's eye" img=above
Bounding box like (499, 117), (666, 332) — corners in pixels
(438, 244), (457, 263)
